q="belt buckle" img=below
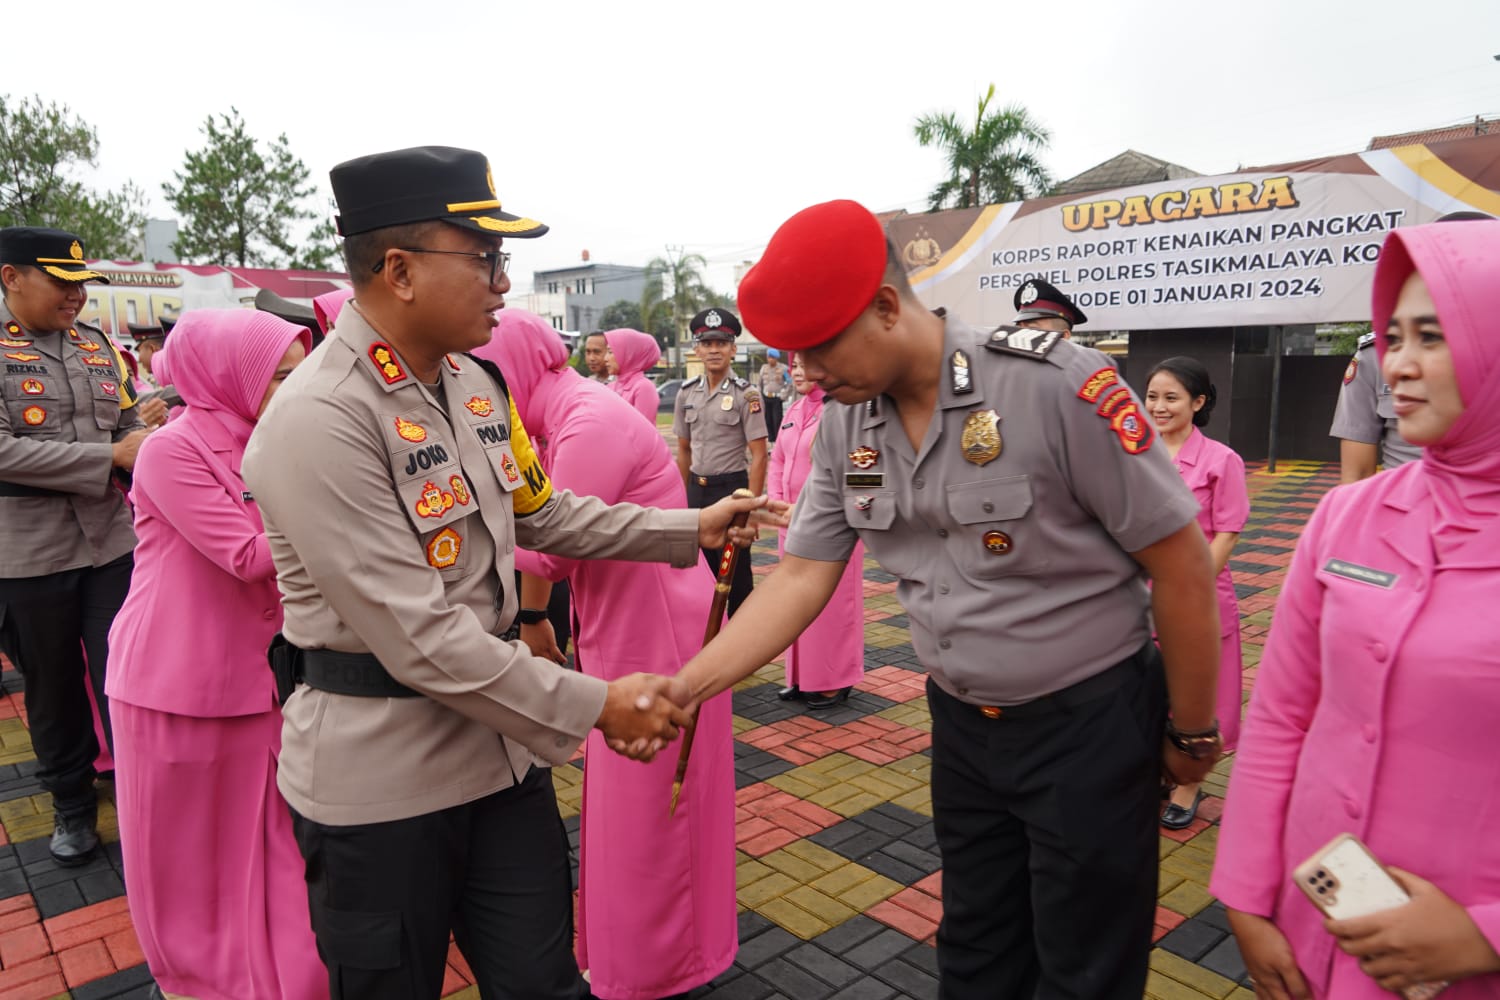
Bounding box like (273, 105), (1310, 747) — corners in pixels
(697, 476), (708, 486)
(979, 706), (1003, 720)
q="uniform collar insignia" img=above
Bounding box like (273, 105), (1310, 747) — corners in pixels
(369, 342), (408, 386)
(951, 350), (973, 394)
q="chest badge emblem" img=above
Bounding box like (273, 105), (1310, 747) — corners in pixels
(22, 405), (46, 426)
(82, 355), (112, 367)
(500, 453), (521, 484)
(426, 527), (462, 569)
(961, 410), (1002, 466)
(4, 351), (41, 362)
(394, 417), (427, 443)
(465, 396), (493, 417)
(720, 394), (734, 411)
(983, 530), (1013, 555)
(415, 480), (456, 519)
(849, 446), (879, 469)
(20, 379), (43, 395)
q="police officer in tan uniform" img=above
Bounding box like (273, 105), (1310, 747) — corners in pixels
(243, 146), (769, 1000)
(1012, 277), (1086, 338)
(1329, 330), (1420, 483)
(670, 201), (1222, 999)
(673, 307), (766, 614)
(0, 227), (150, 866)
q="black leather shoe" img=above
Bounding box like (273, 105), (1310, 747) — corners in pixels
(805, 687), (852, 711)
(49, 812), (100, 867)
(776, 685), (802, 701)
(1160, 790), (1206, 830)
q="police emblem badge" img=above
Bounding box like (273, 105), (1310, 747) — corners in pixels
(449, 475), (471, 506)
(982, 530), (1012, 555)
(849, 446), (879, 469)
(20, 379), (43, 395)
(465, 396), (494, 417)
(22, 406), (46, 426)
(415, 480), (456, 519)
(960, 410), (1002, 466)
(426, 527), (462, 569)
(394, 417), (427, 443)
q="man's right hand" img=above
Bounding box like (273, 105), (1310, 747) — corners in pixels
(596, 673), (694, 762)
(1226, 908), (1312, 999)
(111, 428), (151, 471)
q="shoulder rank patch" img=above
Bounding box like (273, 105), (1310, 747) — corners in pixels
(745, 386), (761, 413)
(951, 350), (973, 394)
(1077, 367), (1152, 454)
(3, 321), (23, 337)
(394, 416), (427, 443)
(985, 327), (1061, 360)
(465, 395), (493, 417)
(1356, 331), (1376, 351)
(1076, 367), (1119, 403)
(1342, 356), (1358, 386)
(22, 405), (46, 426)
(732, 375), (749, 389)
(0, 337), (30, 348)
(369, 342), (406, 385)
(426, 527), (462, 569)
(5, 351), (41, 362)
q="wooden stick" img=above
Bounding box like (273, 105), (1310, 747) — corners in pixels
(670, 488), (755, 815)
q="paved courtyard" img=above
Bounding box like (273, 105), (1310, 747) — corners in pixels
(0, 460), (1340, 999)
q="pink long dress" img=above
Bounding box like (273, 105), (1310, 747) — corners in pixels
(603, 328), (661, 426)
(476, 310), (736, 1000)
(767, 387), (866, 693)
(1169, 427), (1248, 749)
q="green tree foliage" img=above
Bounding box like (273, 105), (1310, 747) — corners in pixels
(642, 250), (712, 368)
(913, 84), (1053, 210)
(163, 108), (327, 267)
(0, 94), (148, 258)
(599, 298), (677, 352)
(289, 217), (341, 272)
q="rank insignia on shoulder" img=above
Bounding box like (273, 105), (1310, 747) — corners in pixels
(951, 350), (973, 394)
(449, 474), (471, 506)
(444, 355), (462, 372)
(415, 480), (456, 519)
(22, 405), (46, 426)
(0, 337), (30, 348)
(3, 321), (22, 336)
(960, 410), (1002, 466)
(985, 326), (1060, 360)
(67, 328), (80, 340)
(732, 375), (749, 389)
(4, 351), (41, 362)
(465, 395), (494, 417)
(369, 343), (406, 385)
(426, 527), (462, 569)
(20, 379), (43, 395)
(849, 446), (879, 469)
(1342, 357), (1358, 386)
(1356, 331), (1376, 351)
(1077, 367), (1119, 402)
(394, 416), (427, 443)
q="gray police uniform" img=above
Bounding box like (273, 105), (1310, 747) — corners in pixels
(786, 313), (1199, 997)
(0, 304), (141, 820)
(1328, 333), (1420, 469)
(673, 372), (765, 614)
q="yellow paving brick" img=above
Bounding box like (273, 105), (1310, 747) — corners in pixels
(445, 987), (481, 1000)
(799, 752), (860, 775)
(826, 758), (878, 782)
(737, 871), (799, 908)
(848, 773), (907, 800)
(1158, 869), (1185, 895)
(810, 863), (876, 898)
(780, 840), (847, 872)
(835, 873), (903, 911)
(764, 774), (823, 800)
(755, 897), (830, 940)
(759, 849), (828, 884)
(804, 784), (866, 810)
(1150, 948), (1238, 998)
(1160, 838), (1179, 860)
(768, 766), (841, 791)
(1159, 879), (1215, 917)
(782, 885), (859, 927)
(731, 717), (759, 735)
(1176, 842), (1217, 867)
(1145, 969), (1217, 1000)
(1228, 989), (1255, 1000)
(869, 767), (923, 794)
(1160, 852), (1214, 883)
(736, 859), (774, 888)
(826, 791), (888, 817)
(889, 788), (932, 816)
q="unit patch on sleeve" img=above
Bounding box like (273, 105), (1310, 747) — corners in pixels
(1076, 368), (1152, 454)
(1342, 356), (1358, 386)
(1076, 367), (1119, 403)
(426, 527), (462, 569)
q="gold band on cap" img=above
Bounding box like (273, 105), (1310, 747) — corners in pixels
(36, 257), (85, 264)
(446, 199), (502, 212)
(41, 266), (103, 281)
(470, 215), (542, 233)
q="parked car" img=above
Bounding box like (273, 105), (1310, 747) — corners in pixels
(657, 378), (686, 414)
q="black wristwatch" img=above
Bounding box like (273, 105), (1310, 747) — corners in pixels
(1166, 720), (1223, 761)
(517, 608), (549, 626)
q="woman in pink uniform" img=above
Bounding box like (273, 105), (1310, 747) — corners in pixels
(767, 353), (866, 709)
(1212, 220), (1500, 999)
(107, 310), (325, 1000)
(474, 309), (736, 1000)
(1144, 356), (1248, 829)
(603, 327), (661, 425)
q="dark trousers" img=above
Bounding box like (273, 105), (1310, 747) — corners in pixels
(686, 471), (753, 617)
(292, 766), (588, 1000)
(926, 645), (1166, 999)
(762, 395), (784, 443)
(0, 554), (132, 819)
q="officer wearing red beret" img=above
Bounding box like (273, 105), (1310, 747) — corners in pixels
(672, 200), (1222, 998)
(1013, 277), (1086, 336)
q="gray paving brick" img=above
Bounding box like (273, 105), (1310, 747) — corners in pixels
(70, 965), (156, 1000)
(738, 909), (775, 940)
(873, 958), (940, 1000)
(77, 868), (125, 904)
(33, 879), (84, 918)
(812, 915), (885, 953)
(861, 852), (924, 886)
(703, 971), (774, 1000)
(757, 956), (834, 999)
(1159, 917), (1228, 962)
(735, 926), (801, 970)
(828, 977), (897, 1000)
(1199, 933), (1249, 983)
(900, 942), (940, 975)
(844, 928), (922, 971)
(785, 943), (861, 987)
(881, 841), (940, 873)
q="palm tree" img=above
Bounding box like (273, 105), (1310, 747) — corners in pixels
(641, 249), (712, 373)
(913, 84), (1053, 210)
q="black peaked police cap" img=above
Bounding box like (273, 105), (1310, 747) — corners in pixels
(330, 146), (548, 239)
(0, 227), (110, 283)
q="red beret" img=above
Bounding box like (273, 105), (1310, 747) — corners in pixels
(737, 199), (886, 350)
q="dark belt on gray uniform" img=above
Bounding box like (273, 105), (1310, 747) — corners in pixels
(0, 481), (63, 498)
(300, 647), (422, 698)
(966, 643), (1150, 720)
(691, 470), (747, 488)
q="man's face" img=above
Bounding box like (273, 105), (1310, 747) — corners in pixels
(797, 307), (894, 405)
(1016, 315), (1072, 337)
(1, 265), (89, 332)
(694, 336), (733, 376)
(402, 225), (510, 354)
(584, 334), (609, 374)
(137, 339), (161, 375)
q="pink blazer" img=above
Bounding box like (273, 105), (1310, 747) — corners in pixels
(1211, 464), (1500, 997)
(107, 409), (281, 718)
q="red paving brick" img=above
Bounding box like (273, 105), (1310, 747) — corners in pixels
(0, 955), (66, 1000)
(0, 922), (51, 967)
(867, 898), (940, 940)
(58, 938), (114, 987)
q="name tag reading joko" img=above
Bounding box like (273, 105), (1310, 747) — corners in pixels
(1322, 558), (1398, 589)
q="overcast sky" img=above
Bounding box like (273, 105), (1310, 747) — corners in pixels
(4, 0), (1497, 295)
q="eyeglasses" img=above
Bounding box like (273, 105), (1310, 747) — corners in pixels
(373, 247), (511, 287)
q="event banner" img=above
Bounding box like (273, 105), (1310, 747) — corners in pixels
(887, 133), (1500, 331)
(77, 263), (244, 339)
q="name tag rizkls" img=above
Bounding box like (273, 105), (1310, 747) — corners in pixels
(1322, 558), (1398, 589)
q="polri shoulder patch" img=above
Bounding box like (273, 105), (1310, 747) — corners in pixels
(984, 326), (1061, 360)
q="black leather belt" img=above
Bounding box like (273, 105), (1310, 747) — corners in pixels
(300, 648), (421, 698)
(0, 481), (63, 498)
(692, 471), (747, 487)
(968, 644), (1151, 720)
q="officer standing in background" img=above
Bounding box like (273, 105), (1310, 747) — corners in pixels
(243, 146), (768, 1000)
(0, 227), (151, 866)
(1328, 329), (1419, 483)
(670, 200), (1221, 998)
(756, 349), (788, 443)
(125, 321), (168, 389)
(582, 330), (612, 383)
(673, 307), (766, 615)
(1012, 277), (1086, 338)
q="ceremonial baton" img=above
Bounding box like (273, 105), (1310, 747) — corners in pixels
(670, 488), (755, 816)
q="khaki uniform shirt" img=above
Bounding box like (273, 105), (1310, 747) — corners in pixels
(243, 305), (701, 826)
(757, 363), (788, 400)
(0, 303), (142, 578)
(786, 314), (1199, 706)
(1328, 336), (1420, 469)
(672, 372), (766, 477)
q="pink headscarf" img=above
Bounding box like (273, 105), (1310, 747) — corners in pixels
(602, 328), (660, 382)
(1371, 220), (1500, 531)
(153, 309), (311, 447)
(472, 308), (573, 430)
(314, 289), (354, 336)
